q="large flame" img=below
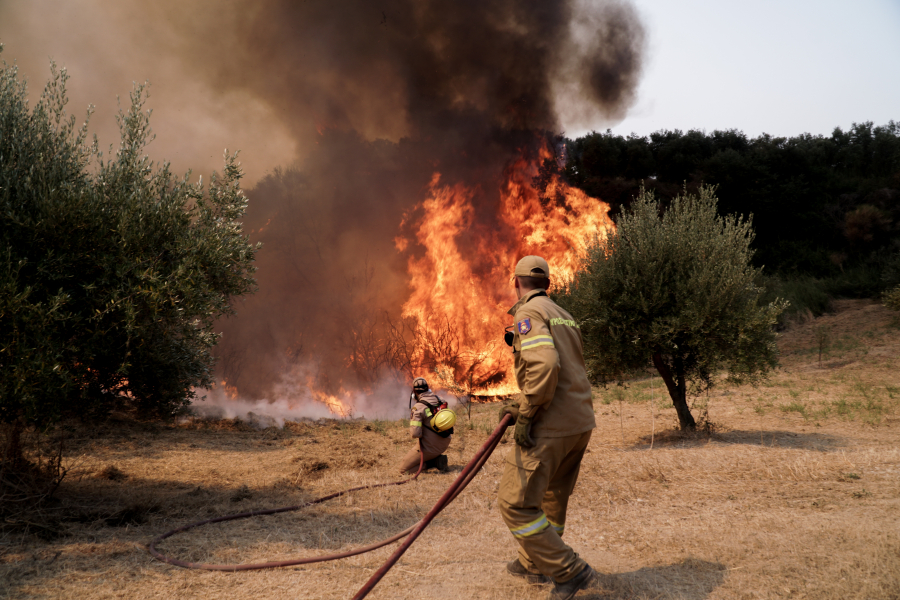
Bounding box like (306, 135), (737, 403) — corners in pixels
(227, 143), (616, 418)
(394, 143), (614, 397)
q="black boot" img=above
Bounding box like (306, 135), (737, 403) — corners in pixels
(424, 455), (449, 472)
(507, 559), (550, 585)
(547, 565), (596, 600)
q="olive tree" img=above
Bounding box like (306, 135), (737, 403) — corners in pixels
(0, 51), (258, 429)
(555, 185), (786, 430)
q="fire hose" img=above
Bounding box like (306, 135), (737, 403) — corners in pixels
(148, 413), (514, 599)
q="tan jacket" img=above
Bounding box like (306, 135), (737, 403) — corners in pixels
(508, 288), (595, 438)
(409, 392), (452, 456)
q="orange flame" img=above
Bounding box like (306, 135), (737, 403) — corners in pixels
(218, 380), (240, 400)
(313, 390), (354, 418)
(395, 142), (614, 396)
(215, 144), (613, 417)
(217, 376), (353, 419)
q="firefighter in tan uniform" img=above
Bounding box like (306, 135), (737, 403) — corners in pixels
(397, 377), (454, 475)
(498, 256), (597, 600)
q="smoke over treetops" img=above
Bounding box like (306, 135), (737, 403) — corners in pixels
(0, 0), (646, 417)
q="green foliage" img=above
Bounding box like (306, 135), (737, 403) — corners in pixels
(822, 261), (891, 298)
(884, 285), (900, 311)
(780, 402), (808, 417)
(757, 274), (830, 321)
(565, 123), (900, 284)
(0, 54), (258, 426)
(555, 185), (787, 429)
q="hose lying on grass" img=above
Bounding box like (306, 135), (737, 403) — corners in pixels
(148, 414), (514, 599)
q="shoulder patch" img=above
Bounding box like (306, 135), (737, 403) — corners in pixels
(517, 318), (532, 335)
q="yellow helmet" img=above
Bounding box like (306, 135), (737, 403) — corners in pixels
(430, 409), (456, 433)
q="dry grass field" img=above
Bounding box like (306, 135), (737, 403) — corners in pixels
(2, 299), (899, 599)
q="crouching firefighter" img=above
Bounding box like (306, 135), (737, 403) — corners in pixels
(397, 377), (456, 475)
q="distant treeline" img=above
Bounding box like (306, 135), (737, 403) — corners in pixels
(560, 122), (900, 291)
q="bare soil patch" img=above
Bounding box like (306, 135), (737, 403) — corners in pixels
(2, 300), (899, 599)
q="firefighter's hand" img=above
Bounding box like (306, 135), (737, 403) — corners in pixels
(514, 414), (536, 448)
(499, 402), (520, 423)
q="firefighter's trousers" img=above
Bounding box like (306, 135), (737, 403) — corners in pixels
(497, 430), (592, 583)
(397, 431), (451, 475)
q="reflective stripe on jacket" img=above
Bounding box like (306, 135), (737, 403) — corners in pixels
(408, 391), (445, 438)
(508, 288), (595, 438)
(409, 391), (452, 458)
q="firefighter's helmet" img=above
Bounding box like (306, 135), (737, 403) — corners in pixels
(430, 408), (456, 433)
(412, 377), (429, 395)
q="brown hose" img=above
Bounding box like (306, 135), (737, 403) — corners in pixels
(147, 414), (514, 590)
(148, 440), (427, 570)
(351, 414), (513, 599)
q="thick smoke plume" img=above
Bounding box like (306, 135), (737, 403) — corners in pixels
(0, 0), (645, 417)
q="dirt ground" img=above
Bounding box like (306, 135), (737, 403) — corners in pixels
(2, 299), (899, 599)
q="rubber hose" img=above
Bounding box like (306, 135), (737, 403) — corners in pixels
(148, 440), (428, 570)
(352, 413), (513, 599)
(148, 414), (513, 584)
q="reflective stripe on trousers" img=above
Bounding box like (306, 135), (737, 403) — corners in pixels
(509, 514), (550, 538)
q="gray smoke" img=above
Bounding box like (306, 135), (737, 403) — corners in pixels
(0, 0), (646, 415)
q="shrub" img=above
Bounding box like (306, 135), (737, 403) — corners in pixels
(0, 52), (258, 429)
(555, 185), (786, 430)
(884, 285), (900, 311)
(757, 275), (830, 325)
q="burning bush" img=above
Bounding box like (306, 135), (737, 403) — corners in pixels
(212, 138), (616, 416)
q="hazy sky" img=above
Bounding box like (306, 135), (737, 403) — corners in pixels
(597, 0), (900, 139)
(1, 0), (897, 185)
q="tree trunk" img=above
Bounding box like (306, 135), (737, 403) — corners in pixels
(652, 352), (696, 430)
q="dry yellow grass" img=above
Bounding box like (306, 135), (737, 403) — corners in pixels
(2, 299), (899, 599)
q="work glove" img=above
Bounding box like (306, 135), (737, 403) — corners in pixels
(499, 402), (520, 423)
(514, 414), (536, 448)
